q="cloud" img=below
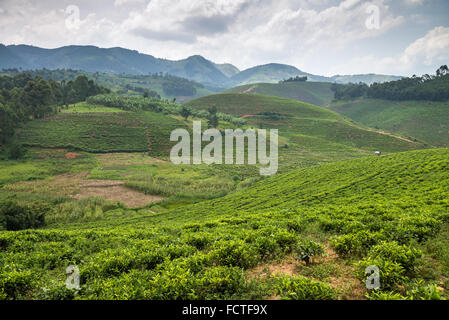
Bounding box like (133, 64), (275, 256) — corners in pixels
(400, 26), (449, 66)
(114, 0), (145, 6)
(0, 0), (442, 76)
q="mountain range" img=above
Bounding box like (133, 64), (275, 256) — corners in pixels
(0, 44), (403, 88)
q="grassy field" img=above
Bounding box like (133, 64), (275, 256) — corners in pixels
(1, 148), (448, 300)
(185, 94), (425, 158)
(225, 82), (335, 106)
(330, 99), (449, 147)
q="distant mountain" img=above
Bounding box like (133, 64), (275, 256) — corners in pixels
(228, 63), (331, 85)
(214, 63), (240, 78)
(0, 44), (403, 88)
(0, 44), (28, 68)
(2, 44), (228, 86)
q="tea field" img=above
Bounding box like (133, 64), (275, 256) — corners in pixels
(0, 148), (448, 300)
(329, 98), (449, 148)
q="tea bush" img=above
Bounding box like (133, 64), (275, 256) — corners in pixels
(293, 240), (324, 265)
(274, 274), (338, 300)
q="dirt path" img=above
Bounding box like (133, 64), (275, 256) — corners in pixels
(343, 120), (417, 144)
(241, 85), (257, 94)
(324, 104), (418, 144)
(239, 114), (255, 119)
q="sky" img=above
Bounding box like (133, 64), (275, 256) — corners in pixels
(0, 0), (448, 76)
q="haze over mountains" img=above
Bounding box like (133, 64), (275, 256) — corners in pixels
(0, 44), (402, 88)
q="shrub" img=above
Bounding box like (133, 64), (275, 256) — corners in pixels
(366, 290), (404, 300)
(0, 270), (36, 299)
(357, 258), (406, 291)
(274, 275), (338, 300)
(367, 241), (422, 273)
(0, 201), (46, 231)
(197, 266), (247, 299)
(406, 280), (444, 300)
(293, 239), (324, 265)
(211, 240), (260, 269)
(330, 231), (384, 256)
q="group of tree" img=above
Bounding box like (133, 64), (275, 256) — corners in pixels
(333, 65), (449, 101)
(0, 73), (109, 146)
(280, 76), (308, 83)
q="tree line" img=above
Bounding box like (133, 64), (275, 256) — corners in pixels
(332, 65), (449, 101)
(0, 73), (109, 146)
(279, 76), (308, 83)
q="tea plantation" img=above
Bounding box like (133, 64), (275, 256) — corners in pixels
(1, 148), (448, 300)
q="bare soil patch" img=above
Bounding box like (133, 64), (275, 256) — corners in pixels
(65, 152), (83, 159)
(72, 179), (162, 208)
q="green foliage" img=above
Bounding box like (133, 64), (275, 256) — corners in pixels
(293, 240), (324, 265)
(330, 98), (449, 147)
(274, 275), (338, 300)
(0, 73), (109, 145)
(0, 269), (37, 299)
(225, 82), (336, 106)
(0, 201), (46, 231)
(367, 241), (422, 273)
(211, 240), (260, 269)
(333, 66), (449, 101)
(357, 258), (406, 291)
(0, 148), (448, 300)
(406, 280), (444, 300)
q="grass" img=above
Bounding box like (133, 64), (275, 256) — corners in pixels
(185, 94), (426, 167)
(0, 148), (448, 300)
(330, 98), (449, 147)
(61, 102), (125, 113)
(225, 82), (335, 106)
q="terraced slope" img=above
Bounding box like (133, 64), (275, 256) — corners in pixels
(225, 82), (335, 106)
(330, 99), (449, 147)
(17, 106), (185, 157)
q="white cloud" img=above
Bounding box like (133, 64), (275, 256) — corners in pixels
(1, 0), (443, 76)
(400, 26), (449, 66)
(114, 0), (145, 7)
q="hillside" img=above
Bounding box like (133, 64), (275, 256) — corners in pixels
(225, 82), (335, 106)
(214, 63), (240, 78)
(330, 99), (449, 147)
(185, 94), (425, 161)
(1, 148), (448, 299)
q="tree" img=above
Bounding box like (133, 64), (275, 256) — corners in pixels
(181, 106), (191, 120)
(207, 106), (219, 128)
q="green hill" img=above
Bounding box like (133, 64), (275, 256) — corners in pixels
(185, 94), (425, 158)
(225, 82), (335, 106)
(330, 99), (449, 147)
(16, 103), (186, 157)
(1, 148), (448, 300)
